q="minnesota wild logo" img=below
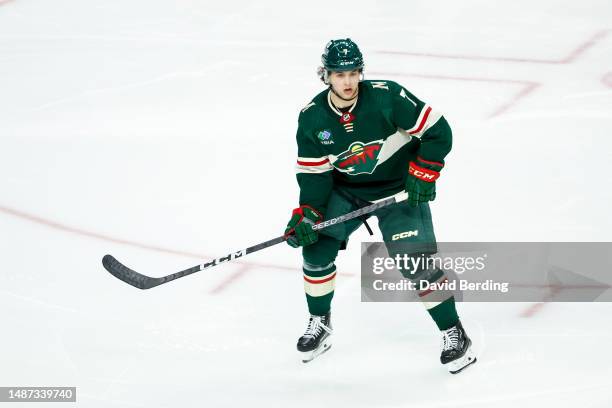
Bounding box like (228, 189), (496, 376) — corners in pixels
(333, 140), (383, 175)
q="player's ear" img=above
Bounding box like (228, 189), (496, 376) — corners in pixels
(317, 66), (329, 84)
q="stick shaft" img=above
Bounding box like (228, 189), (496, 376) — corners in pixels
(103, 193), (406, 289)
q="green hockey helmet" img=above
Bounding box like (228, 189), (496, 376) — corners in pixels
(319, 38), (364, 83)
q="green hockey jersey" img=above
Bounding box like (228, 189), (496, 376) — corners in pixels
(295, 80), (452, 213)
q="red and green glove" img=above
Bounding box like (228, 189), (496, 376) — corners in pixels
(284, 205), (323, 248)
(405, 156), (444, 207)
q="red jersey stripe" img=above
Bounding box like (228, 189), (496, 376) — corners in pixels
(417, 156), (444, 167)
(297, 158), (330, 166)
(409, 106), (432, 135)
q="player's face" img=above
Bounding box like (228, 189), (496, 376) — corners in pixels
(329, 70), (360, 100)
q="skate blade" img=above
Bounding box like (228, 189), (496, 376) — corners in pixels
(446, 346), (477, 374)
(300, 339), (332, 363)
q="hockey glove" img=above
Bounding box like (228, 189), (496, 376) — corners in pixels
(284, 205), (323, 248)
(405, 156), (444, 207)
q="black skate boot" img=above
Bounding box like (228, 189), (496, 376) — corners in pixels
(440, 320), (477, 374)
(297, 312), (333, 363)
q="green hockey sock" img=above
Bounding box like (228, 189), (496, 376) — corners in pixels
(427, 297), (459, 331)
(303, 262), (336, 316)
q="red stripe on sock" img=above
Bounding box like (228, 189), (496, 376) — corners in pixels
(304, 272), (337, 284)
(418, 277), (448, 297)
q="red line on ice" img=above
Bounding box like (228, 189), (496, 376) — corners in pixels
(0, 204), (355, 277)
(487, 82), (540, 118)
(562, 30), (609, 63)
(517, 282), (612, 317)
(372, 31), (609, 118)
(0, 204), (204, 257)
(519, 286), (563, 318)
(602, 72), (612, 88)
(369, 71), (540, 118)
(374, 30), (608, 65)
(208, 264), (251, 294)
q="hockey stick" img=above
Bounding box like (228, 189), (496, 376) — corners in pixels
(102, 193), (407, 289)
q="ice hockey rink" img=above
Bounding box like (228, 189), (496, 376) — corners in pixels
(1, 0), (611, 406)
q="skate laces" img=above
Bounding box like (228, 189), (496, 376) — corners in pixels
(304, 315), (332, 338)
(441, 326), (461, 351)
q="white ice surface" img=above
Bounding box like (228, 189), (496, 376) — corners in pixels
(1, 0), (611, 407)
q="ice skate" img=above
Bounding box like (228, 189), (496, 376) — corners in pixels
(440, 320), (477, 374)
(297, 312), (333, 363)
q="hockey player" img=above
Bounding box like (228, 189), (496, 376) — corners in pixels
(284, 39), (476, 374)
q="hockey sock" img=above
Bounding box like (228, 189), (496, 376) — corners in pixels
(404, 266), (459, 331)
(303, 261), (336, 316)
(426, 297), (459, 331)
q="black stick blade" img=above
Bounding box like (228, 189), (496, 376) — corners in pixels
(102, 255), (163, 290)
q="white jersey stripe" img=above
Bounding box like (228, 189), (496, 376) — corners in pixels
(297, 156), (329, 164)
(296, 163), (333, 174)
(376, 129), (413, 165)
(296, 156), (333, 174)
